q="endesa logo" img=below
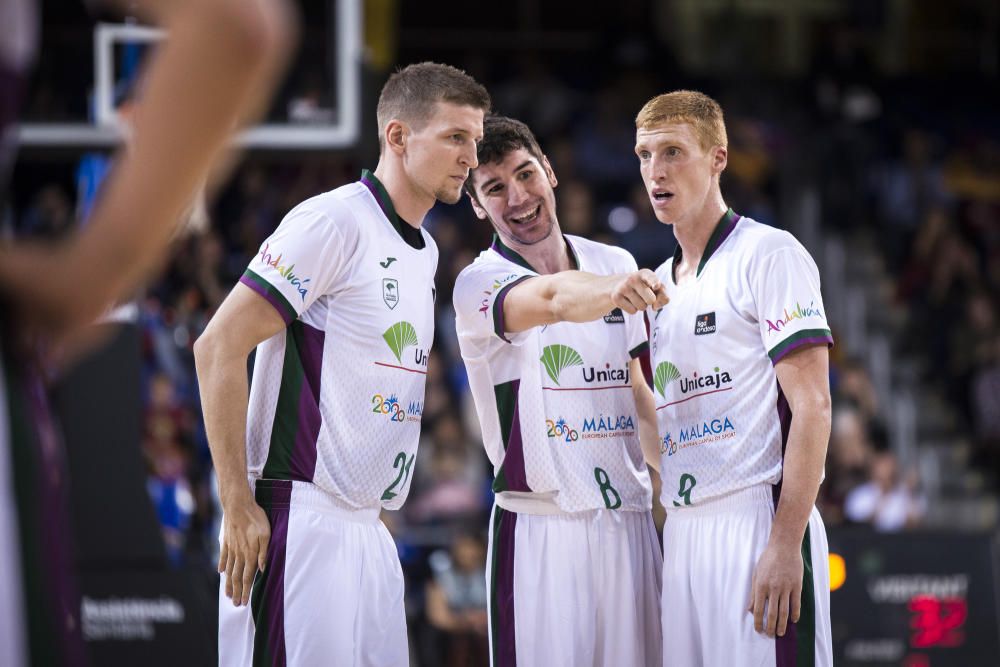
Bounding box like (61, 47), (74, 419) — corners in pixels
(766, 300), (824, 335)
(258, 242), (310, 301)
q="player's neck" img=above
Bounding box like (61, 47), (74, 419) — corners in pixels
(502, 227), (573, 275)
(672, 198), (728, 279)
(372, 161), (432, 228)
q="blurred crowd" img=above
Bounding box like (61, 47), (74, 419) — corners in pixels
(8, 2), (999, 661)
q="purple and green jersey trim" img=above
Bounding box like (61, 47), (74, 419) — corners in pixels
(491, 380), (529, 493)
(768, 328), (834, 365)
(241, 269), (297, 326)
(492, 276), (534, 343)
(250, 480), (292, 666)
(629, 341), (649, 359)
(489, 507), (518, 667)
(670, 208), (741, 283)
(261, 321), (325, 483)
(490, 234), (579, 273)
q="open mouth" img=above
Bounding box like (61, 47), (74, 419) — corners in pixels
(652, 190), (674, 203)
(509, 205), (541, 225)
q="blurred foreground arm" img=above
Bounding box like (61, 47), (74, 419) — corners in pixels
(0, 0), (296, 332)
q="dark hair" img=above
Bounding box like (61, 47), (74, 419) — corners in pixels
(464, 115), (545, 201)
(376, 62), (491, 153)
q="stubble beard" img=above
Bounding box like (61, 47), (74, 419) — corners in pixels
(434, 183), (463, 205)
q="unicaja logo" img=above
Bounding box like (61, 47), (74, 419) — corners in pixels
(653, 361), (681, 398)
(540, 344), (584, 386)
(258, 242), (310, 301)
(383, 321), (418, 364)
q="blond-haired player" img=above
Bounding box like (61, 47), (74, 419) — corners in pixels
(635, 91), (834, 666)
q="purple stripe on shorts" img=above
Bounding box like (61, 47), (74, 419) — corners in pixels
(257, 480), (292, 666)
(291, 323), (324, 481)
(240, 274), (295, 325)
(495, 510), (518, 667)
(776, 622), (799, 667)
(503, 380), (530, 492)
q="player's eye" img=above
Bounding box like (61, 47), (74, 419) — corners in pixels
(637, 150), (651, 160)
(667, 147), (681, 157)
(487, 184), (503, 195)
(517, 170), (533, 180)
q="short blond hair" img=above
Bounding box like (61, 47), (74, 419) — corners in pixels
(635, 90), (727, 150)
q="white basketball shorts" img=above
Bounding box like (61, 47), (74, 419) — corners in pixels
(218, 479), (407, 667)
(487, 505), (663, 667)
(660, 484), (832, 667)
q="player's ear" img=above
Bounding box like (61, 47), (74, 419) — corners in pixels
(385, 120), (407, 155)
(542, 155), (558, 188)
(467, 190), (488, 220)
(712, 145), (727, 174)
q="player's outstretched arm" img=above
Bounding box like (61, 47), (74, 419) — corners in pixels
(194, 283), (287, 606)
(630, 358), (661, 472)
(0, 0), (296, 333)
(747, 344), (831, 638)
(502, 268), (668, 334)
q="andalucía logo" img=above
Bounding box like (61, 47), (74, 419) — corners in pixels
(479, 273), (521, 318)
(382, 321), (428, 367)
(258, 242), (310, 300)
(540, 344), (583, 385)
(660, 432), (677, 456)
(766, 301), (823, 334)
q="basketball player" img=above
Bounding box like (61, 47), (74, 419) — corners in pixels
(635, 90), (834, 666)
(453, 115), (667, 667)
(0, 1), (294, 665)
(194, 63), (490, 665)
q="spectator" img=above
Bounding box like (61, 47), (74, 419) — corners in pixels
(844, 448), (927, 531)
(424, 530), (489, 667)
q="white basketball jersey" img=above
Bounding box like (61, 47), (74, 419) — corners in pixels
(240, 171), (437, 510)
(649, 210), (833, 508)
(454, 234), (653, 513)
